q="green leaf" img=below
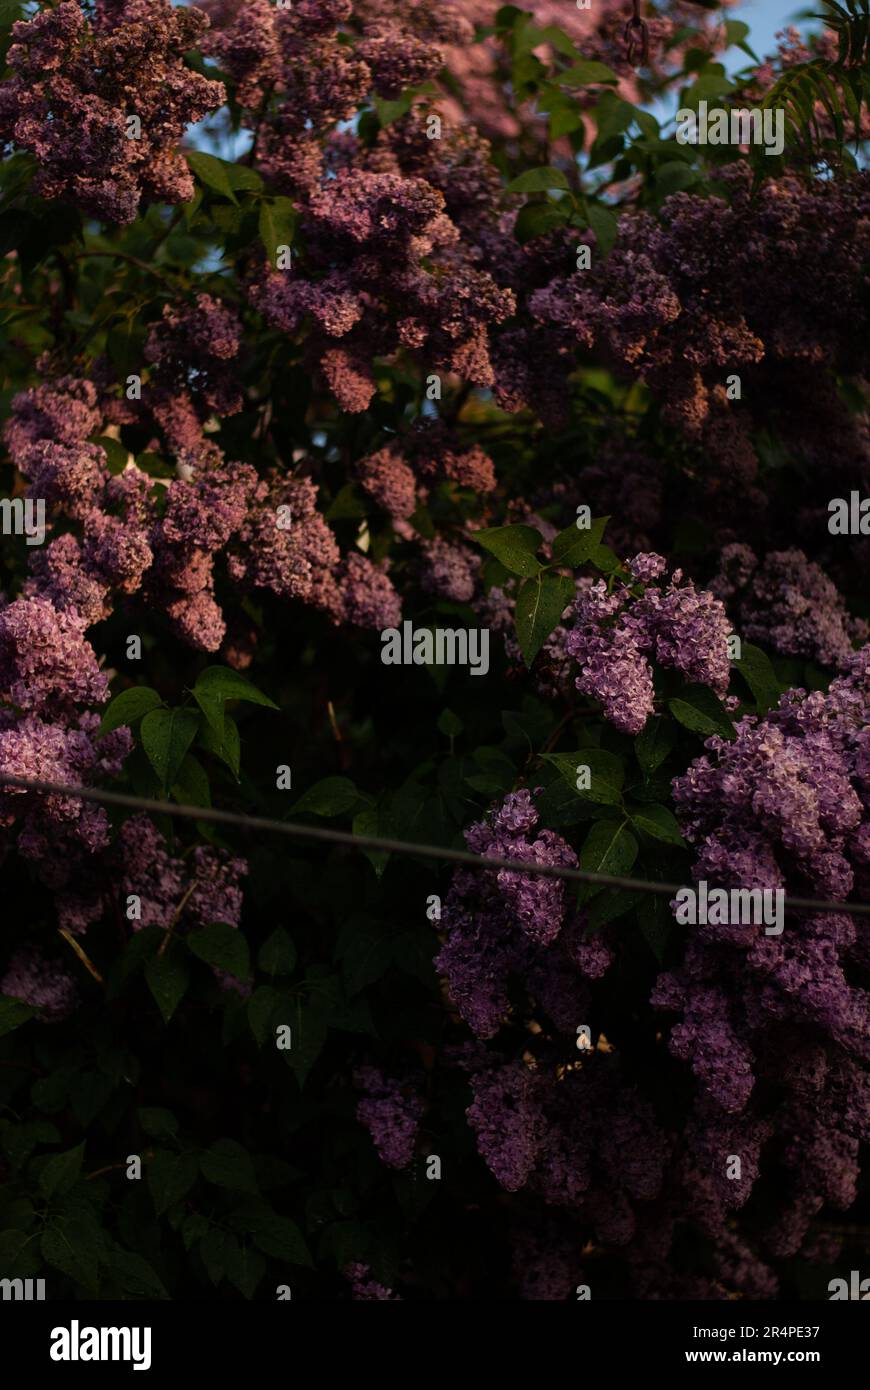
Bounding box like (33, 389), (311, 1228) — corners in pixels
(544, 748), (624, 805)
(197, 713), (241, 779)
(134, 449), (173, 478)
(733, 642), (780, 714)
(200, 1138), (258, 1195)
(188, 923), (250, 982)
(634, 715), (675, 774)
(685, 79), (737, 122)
(437, 708), (464, 737)
(200, 1227), (234, 1285)
(514, 199), (570, 243)
(326, 482), (368, 521)
(723, 17), (760, 62)
(557, 60), (619, 85)
(247, 986), (282, 1047)
(638, 892), (673, 964)
(258, 928), (297, 977)
(335, 919), (393, 997)
(514, 572), (575, 666)
(668, 685), (735, 740)
(0, 1228), (39, 1278)
(137, 1107), (178, 1141)
(656, 161), (700, 198)
(181, 1213), (209, 1252)
(107, 1248), (170, 1299)
(0, 996), (35, 1038)
(259, 197), (296, 267)
(586, 888), (644, 930)
(193, 666), (278, 711)
(549, 104), (584, 139)
(224, 1242), (265, 1300)
(69, 1072), (112, 1129)
(473, 523), (543, 576)
(593, 93), (636, 143)
(286, 994), (330, 1088)
(0, 1), (24, 31)
(98, 686), (162, 737)
(373, 90), (413, 127)
(186, 151), (240, 204)
(354, 806), (390, 878)
(586, 204), (619, 256)
(106, 925), (163, 999)
(236, 1200), (313, 1266)
(147, 1151), (199, 1216)
(145, 951), (190, 1024)
(550, 513), (609, 567)
(580, 819), (639, 877)
(224, 162), (263, 194)
(41, 1219), (101, 1292)
(171, 751), (211, 808)
(39, 1142), (85, 1200)
(630, 802), (686, 847)
(391, 930), (435, 987)
(589, 543), (621, 574)
(506, 166), (570, 193)
(106, 323), (144, 377)
(93, 435), (131, 475)
(140, 707), (200, 792)
(291, 776), (362, 817)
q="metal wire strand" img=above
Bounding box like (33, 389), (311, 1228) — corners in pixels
(0, 771), (868, 918)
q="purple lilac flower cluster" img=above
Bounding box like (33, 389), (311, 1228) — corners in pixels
(711, 544), (868, 670)
(354, 1065), (423, 1169)
(655, 646), (870, 1258)
(562, 555), (733, 734)
(434, 789), (587, 1039)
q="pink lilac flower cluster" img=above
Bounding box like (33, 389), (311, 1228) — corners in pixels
(0, 351), (407, 987)
(248, 159), (514, 412)
(6, 361), (403, 660)
(526, 168), (870, 481)
(144, 294), (244, 469)
(0, 0), (225, 223)
(0, 583), (131, 921)
(197, 3), (517, 414)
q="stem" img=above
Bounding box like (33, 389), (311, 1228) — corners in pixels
(58, 928), (105, 986)
(69, 249), (177, 292)
(157, 878), (198, 957)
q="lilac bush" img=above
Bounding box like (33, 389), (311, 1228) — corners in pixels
(0, 0), (867, 1304)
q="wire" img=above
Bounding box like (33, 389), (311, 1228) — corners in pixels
(1, 771), (868, 918)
